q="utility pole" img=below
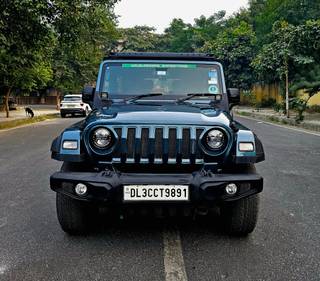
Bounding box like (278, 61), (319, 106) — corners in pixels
(285, 60), (290, 118)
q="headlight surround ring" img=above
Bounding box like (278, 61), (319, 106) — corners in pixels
(200, 127), (230, 156)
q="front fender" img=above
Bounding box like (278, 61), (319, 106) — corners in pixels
(51, 130), (86, 162)
(233, 130), (265, 164)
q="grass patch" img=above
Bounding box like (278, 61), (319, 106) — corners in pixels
(0, 113), (59, 130)
(267, 116), (278, 122)
(237, 111), (251, 117)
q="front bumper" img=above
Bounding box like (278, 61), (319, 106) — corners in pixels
(50, 170), (263, 205)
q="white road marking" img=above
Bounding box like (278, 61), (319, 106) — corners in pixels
(163, 227), (188, 281)
(0, 264), (7, 274)
(236, 114), (320, 137)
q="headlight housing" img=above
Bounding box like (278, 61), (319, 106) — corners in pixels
(92, 128), (112, 149)
(206, 129), (225, 150)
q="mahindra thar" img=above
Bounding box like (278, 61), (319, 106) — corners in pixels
(50, 52), (265, 235)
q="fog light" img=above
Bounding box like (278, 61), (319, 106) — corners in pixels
(75, 183), (87, 195)
(225, 183), (237, 195)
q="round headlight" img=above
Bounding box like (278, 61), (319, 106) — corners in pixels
(92, 128), (112, 148)
(206, 129), (225, 149)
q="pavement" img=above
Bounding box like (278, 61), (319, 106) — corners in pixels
(0, 105), (58, 123)
(0, 116), (319, 281)
(234, 106), (320, 132)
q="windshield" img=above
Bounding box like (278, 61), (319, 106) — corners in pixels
(100, 62), (222, 99)
(63, 96), (81, 102)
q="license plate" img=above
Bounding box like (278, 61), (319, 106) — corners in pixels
(123, 185), (189, 201)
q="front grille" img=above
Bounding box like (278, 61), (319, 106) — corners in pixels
(112, 126), (205, 164)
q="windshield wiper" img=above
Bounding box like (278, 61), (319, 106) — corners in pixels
(177, 93), (216, 103)
(124, 93), (163, 103)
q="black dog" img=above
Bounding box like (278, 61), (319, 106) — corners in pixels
(25, 107), (34, 118)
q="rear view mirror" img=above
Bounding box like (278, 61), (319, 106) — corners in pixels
(82, 86), (95, 103)
(227, 88), (240, 110)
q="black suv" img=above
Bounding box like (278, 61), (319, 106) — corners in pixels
(50, 53), (265, 235)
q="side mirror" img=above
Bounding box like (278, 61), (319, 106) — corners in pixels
(227, 88), (240, 110)
(82, 86), (95, 103)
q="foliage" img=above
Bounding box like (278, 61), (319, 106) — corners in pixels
(250, 0), (320, 45)
(0, 0), (55, 116)
(289, 64), (320, 121)
(50, 0), (118, 93)
(202, 21), (256, 90)
(118, 26), (159, 52)
(290, 97), (308, 122)
(252, 20), (320, 117)
(1, 0), (320, 119)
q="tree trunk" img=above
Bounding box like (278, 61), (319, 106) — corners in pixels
(54, 89), (60, 110)
(4, 87), (12, 118)
(285, 64), (290, 118)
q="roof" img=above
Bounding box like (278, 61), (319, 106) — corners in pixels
(104, 52), (219, 62)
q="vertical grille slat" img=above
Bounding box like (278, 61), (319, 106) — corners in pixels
(141, 128), (149, 159)
(168, 128), (177, 159)
(163, 127), (169, 163)
(154, 128), (163, 163)
(182, 128), (190, 162)
(111, 125), (204, 164)
(190, 127), (197, 164)
(112, 128), (122, 161)
(196, 128), (204, 160)
(126, 128), (135, 160)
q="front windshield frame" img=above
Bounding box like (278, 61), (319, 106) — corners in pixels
(98, 60), (227, 102)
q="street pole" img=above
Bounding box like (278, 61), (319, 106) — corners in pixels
(284, 58), (290, 118)
(285, 69), (289, 118)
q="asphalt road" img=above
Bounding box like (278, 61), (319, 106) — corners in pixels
(0, 116), (319, 281)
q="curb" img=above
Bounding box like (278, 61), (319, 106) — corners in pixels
(234, 110), (320, 132)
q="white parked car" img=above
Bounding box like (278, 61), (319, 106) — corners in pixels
(60, 94), (91, 118)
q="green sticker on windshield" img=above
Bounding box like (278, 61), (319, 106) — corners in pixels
(122, 63), (197, 69)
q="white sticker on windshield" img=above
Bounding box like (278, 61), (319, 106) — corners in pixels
(208, 78), (218, 84)
(157, 70), (167, 76)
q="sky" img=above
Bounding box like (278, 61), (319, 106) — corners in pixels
(114, 0), (249, 33)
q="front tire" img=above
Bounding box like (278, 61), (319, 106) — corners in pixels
(220, 164), (260, 235)
(56, 193), (96, 235)
(220, 194), (259, 236)
(56, 162), (98, 234)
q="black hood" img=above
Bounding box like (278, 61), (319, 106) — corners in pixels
(86, 102), (232, 127)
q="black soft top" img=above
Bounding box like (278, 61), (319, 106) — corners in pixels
(104, 52), (220, 62)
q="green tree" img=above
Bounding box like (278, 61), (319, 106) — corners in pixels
(50, 1), (118, 102)
(251, 0), (320, 45)
(192, 12), (226, 50)
(201, 21), (256, 90)
(252, 20), (320, 117)
(290, 65), (320, 121)
(118, 26), (160, 52)
(0, 0), (54, 117)
(162, 19), (195, 52)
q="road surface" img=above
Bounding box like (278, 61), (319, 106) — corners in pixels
(0, 116), (319, 281)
